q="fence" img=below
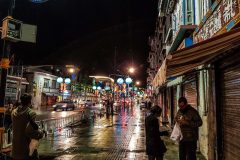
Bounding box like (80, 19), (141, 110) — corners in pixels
(2, 112), (82, 150)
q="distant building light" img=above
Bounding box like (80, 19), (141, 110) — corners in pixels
(105, 86), (110, 90)
(29, 0), (48, 3)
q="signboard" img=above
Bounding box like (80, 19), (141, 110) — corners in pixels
(29, 0), (48, 3)
(21, 23), (37, 43)
(194, 0), (239, 42)
(1, 16), (22, 42)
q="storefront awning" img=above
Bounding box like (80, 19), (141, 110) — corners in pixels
(167, 27), (240, 77)
(152, 60), (166, 88)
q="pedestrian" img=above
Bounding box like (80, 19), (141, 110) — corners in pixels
(147, 100), (152, 110)
(145, 105), (167, 160)
(11, 93), (44, 160)
(110, 99), (114, 115)
(175, 97), (203, 160)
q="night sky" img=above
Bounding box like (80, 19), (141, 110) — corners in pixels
(0, 0), (158, 84)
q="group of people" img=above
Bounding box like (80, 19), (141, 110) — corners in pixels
(145, 97), (202, 160)
(5, 94), (44, 160)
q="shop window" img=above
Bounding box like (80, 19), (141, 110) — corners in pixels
(52, 80), (56, 89)
(43, 78), (50, 88)
(185, 0), (194, 24)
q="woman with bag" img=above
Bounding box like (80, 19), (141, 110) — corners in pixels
(145, 105), (168, 160)
(11, 94), (43, 160)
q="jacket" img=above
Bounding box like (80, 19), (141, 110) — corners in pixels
(145, 113), (166, 156)
(11, 106), (43, 159)
(175, 105), (202, 141)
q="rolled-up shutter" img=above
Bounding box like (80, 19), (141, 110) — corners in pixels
(221, 64), (240, 160)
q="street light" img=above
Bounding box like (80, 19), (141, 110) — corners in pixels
(68, 68), (75, 74)
(57, 77), (71, 100)
(136, 81), (140, 86)
(128, 67), (135, 74)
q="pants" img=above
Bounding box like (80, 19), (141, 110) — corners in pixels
(179, 140), (197, 160)
(148, 155), (163, 160)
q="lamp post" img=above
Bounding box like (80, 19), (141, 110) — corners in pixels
(125, 77), (133, 107)
(57, 77), (71, 101)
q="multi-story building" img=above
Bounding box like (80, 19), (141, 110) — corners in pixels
(25, 71), (60, 108)
(148, 0), (240, 159)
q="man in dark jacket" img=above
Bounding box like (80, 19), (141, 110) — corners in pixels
(11, 94), (43, 160)
(145, 105), (167, 160)
(175, 97), (202, 160)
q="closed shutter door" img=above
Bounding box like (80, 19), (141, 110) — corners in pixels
(221, 64), (240, 160)
(184, 81), (197, 109)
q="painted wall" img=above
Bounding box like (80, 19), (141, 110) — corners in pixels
(172, 0), (184, 40)
(198, 70), (209, 159)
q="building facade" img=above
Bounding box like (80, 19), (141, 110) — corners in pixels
(148, 0), (240, 159)
(25, 71), (59, 108)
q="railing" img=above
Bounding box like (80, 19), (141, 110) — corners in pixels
(2, 112), (83, 150)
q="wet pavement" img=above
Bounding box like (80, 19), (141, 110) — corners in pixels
(38, 106), (206, 160)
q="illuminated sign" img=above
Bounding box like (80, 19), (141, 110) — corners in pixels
(29, 0), (48, 3)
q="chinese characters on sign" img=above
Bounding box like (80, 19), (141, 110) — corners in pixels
(195, 0), (239, 42)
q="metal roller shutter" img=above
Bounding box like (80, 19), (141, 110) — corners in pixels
(221, 64), (240, 160)
(184, 81), (197, 109)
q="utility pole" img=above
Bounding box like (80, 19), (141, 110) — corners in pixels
(0, 0), (15, 149)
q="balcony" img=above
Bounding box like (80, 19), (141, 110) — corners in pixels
(42, 87), (59, 95)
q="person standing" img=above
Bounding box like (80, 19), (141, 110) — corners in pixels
(175, 97), (202, 160)
(145, 105), (167, 160)
(11, 94), (43, 160)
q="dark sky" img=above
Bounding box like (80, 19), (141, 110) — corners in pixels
(0, 0), (158, 84)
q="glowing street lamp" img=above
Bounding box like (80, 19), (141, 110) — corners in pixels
(128, 67), (135, 74)
(64, 78), (71, 84)
(68, 68), (75, 73)
(117, 78), (124, 85)
(125, 77), (133, 84)
(57, 77), (63, 83)
(136, 81), (140, 86)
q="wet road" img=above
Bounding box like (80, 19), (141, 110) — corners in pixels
(38, 106), (147, 160)
(38, 106), (206, 160)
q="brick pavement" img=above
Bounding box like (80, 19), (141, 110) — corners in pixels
(38, 107), (206, 160)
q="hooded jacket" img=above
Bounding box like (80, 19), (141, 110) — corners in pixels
(11, 106), (42, 159)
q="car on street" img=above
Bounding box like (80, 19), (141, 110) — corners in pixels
(52, 100), (75, 111)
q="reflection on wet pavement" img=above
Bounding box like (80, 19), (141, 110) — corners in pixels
(39, 106), (206, 160)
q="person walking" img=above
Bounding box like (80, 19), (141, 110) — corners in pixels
(11, 94), (43, 160)
(145, 105), (167, 160)
(175, 97), (203, 160)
